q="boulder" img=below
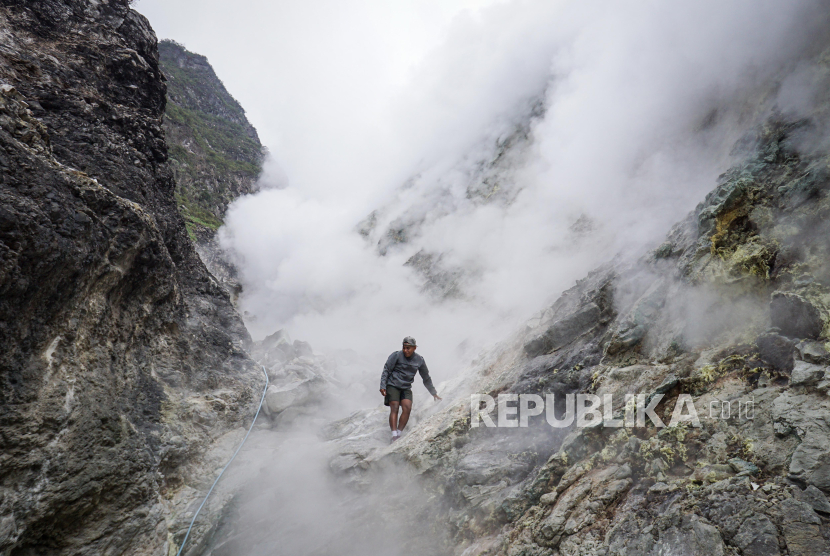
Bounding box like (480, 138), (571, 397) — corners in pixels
(773, 393), (830, 490)
(539, 491), (558, 505)
(693, 464), (736, 484)
(789, 432), (830, 491)
(265, 378), (321, 414)
(729, 458), (759, 476)
(777, 498), (828, 556)
(795, 485), (830, 515)
(790, 361), (826, 387)
(255, 329), (297, 364)
(649, 515), (725, 556)
(756, 332), (795, 371)
(261, 329), (292, 350)
(795, 340), (830, 364)
(293, 340), (314, 357)
(770, 292), (823, 339)
(733, 514), (780, 556)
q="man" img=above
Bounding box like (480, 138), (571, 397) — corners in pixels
(379, 336), (441, 442)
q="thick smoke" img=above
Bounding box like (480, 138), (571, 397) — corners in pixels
(135, 2), (830, 555)
(219, 0), (828, 382)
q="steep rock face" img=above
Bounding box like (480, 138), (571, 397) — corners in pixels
(158, 40), (263, 236)
(0, 1), (261, 554)
(158, 39), (264, 304)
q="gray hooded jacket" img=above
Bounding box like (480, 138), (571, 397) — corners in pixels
(379, 351), (437, 396)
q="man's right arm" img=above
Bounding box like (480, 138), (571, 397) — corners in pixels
(379, 352), (397, 392)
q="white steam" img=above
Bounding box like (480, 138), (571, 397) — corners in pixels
(219, 0), (828, 379)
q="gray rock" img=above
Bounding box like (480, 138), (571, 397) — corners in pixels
(795, 485), (830, 515)
(455, 449), (533, 487)
(265, 379), (319, 414)
(778, 166), (830, 200)
(756, 332), (796, 372)
(733, 514), (780, 556)
(770, 292), (823, 340)
(606, 322), (647, 355)
(255, 329), (297, 363)
(729, 458), (760, 476)
(693, 464), (735, 483)
(260, 329), (292, 350)
(653, 375), (680, 395)
(614, 464), (633, 480)
(796, 340), (830, 364)
(648, 482), (671, 494)
(0, 6), (264, 555)
(0, 515), (17, 547)
(789, 432), (830, 491)
(606, 281), (668, 355)
(293, 340), (314, 357)
(535, 477), (594, 546)
(777, 498), (828, 556)
(540, 491), (559, 505)
(697, 175), (750, 237)
(606, 514), (656, 556)
(524, 302), (601, 357)
(790, 361), (826, 387)
(650, 515), (725, 556)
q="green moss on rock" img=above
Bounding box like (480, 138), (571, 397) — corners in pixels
(159, 40), (264, 236)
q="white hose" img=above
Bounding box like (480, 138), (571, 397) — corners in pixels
(175, 364), (269, 556)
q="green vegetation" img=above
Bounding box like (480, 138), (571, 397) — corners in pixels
(164, 102), (262, 174)
(175, 189), (223, 241)
(158, 40), (263, 239)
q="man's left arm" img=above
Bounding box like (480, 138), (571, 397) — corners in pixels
(419, 359), (441, 400)
(379, 352), (396, 396)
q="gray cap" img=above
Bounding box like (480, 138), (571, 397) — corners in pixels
(402, 336), (417, 347)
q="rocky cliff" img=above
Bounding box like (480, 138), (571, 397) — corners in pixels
(158, 39), (264, 306)
(158, 39), (263, 241)
(0, 1), (263, 554)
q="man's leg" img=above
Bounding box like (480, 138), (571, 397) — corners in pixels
(398, 399), (412, 432)
(389, 401), (400, 432)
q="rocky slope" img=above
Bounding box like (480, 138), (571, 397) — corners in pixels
(0, 1), (263, 554)
(351, 107), (830, 554)
(210, 57), (830, 556)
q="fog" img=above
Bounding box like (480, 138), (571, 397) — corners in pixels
(208, 0), (826, 379)
(130, 2), (830, 554)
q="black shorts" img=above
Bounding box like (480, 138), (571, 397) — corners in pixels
(384, 386), (413, 406)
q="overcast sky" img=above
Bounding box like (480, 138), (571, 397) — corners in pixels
(134, 0), (501, 194)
